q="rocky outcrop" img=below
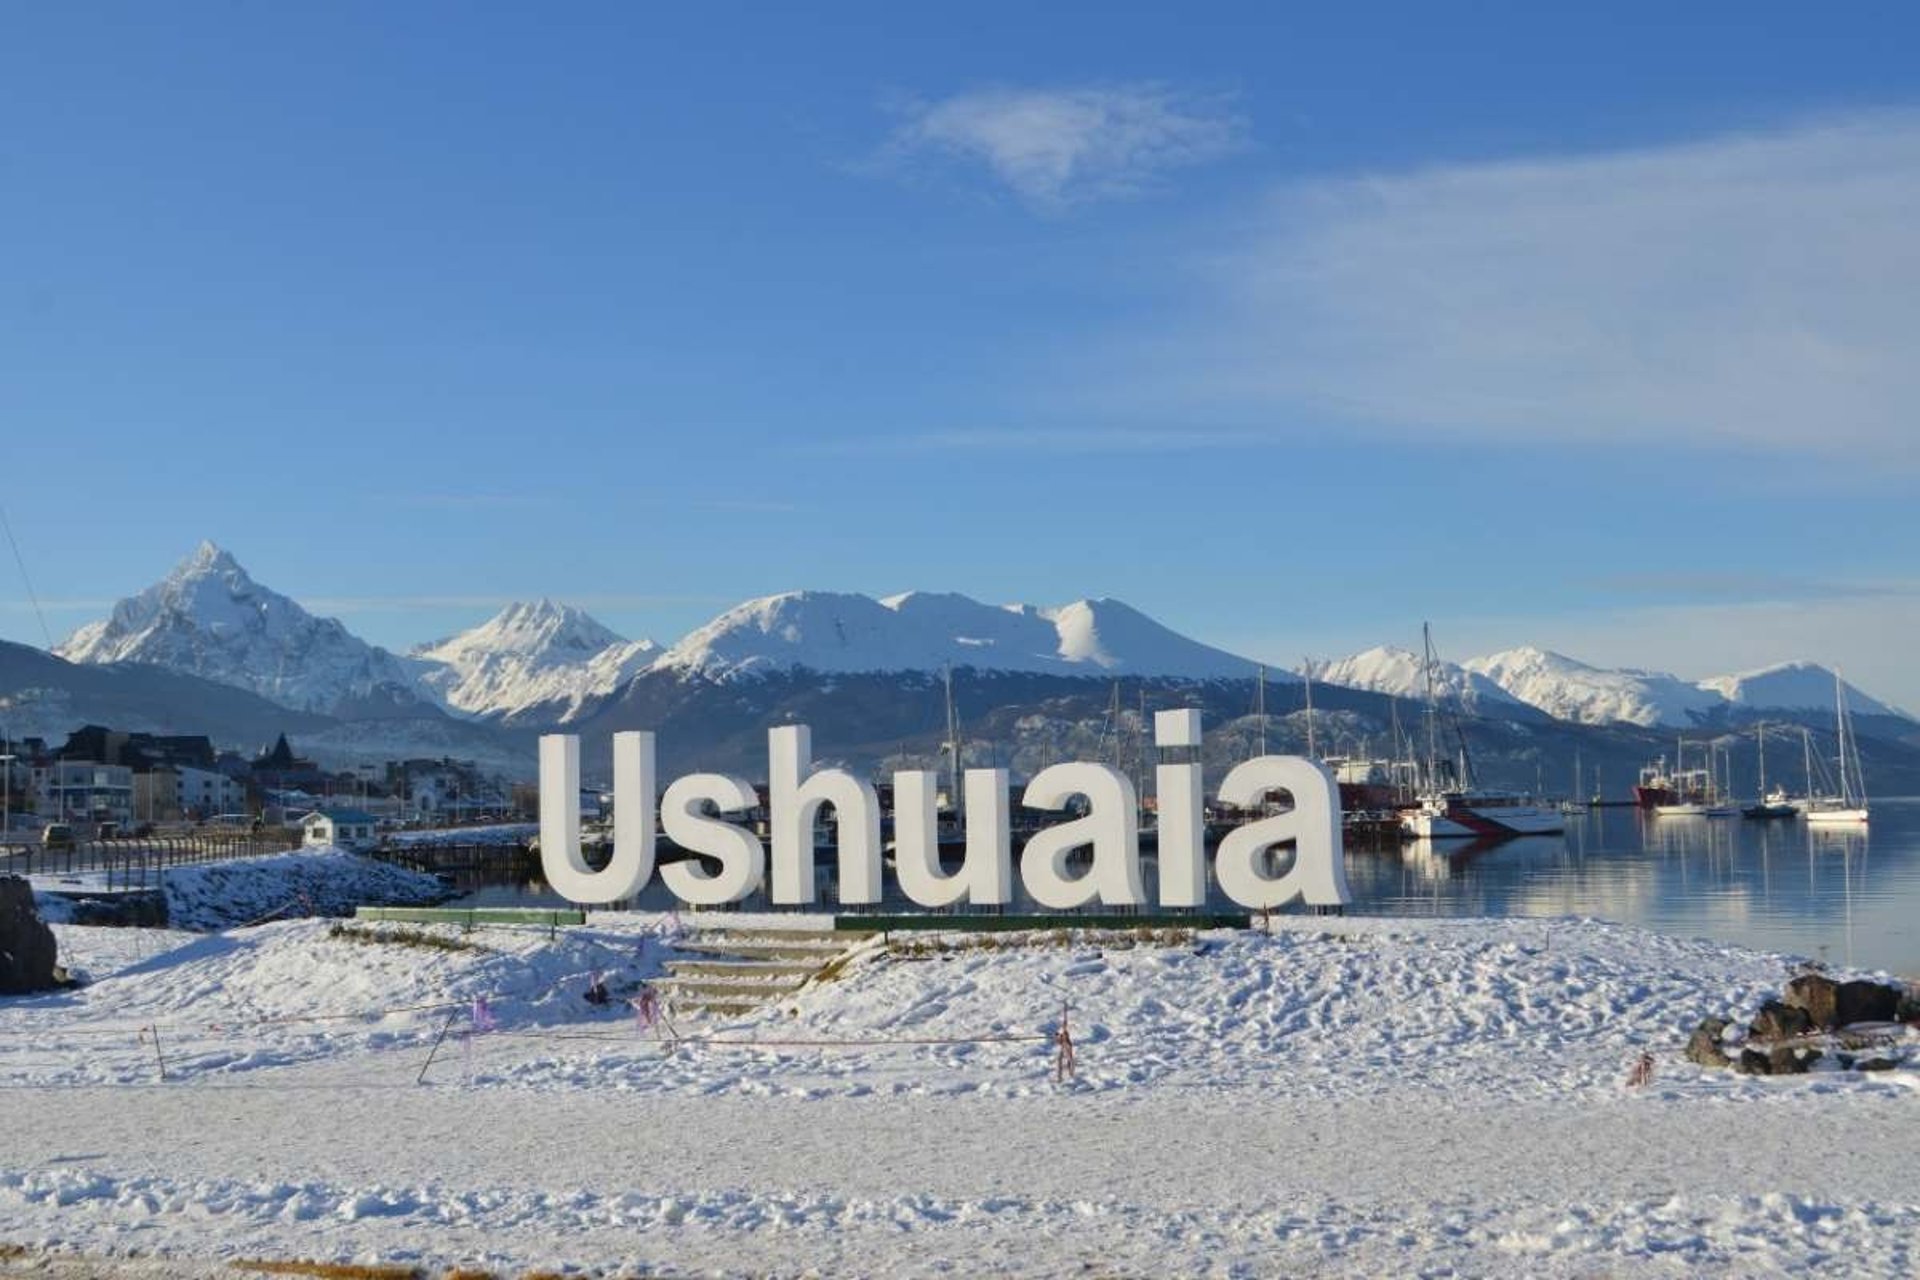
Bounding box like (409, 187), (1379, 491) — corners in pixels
(1685, 969), (1917, 1077)
(0, 876), (63, 994)
(1748, 999), (1813, 1043)
(1785, 973), (1905, 1029)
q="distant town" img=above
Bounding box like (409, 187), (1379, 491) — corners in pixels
(0, 723), (518, 841)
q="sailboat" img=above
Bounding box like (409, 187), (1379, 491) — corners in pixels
(1401, 624), (1564, 840)
(1701, 743), (1739, 817)
(1805, 674), (1869, 826)
(1742, 722), (1796, 819)
(1652, 739), (1714, 817)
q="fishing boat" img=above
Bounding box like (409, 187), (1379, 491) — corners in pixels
(1805, 674), (1869, 826)
(1634, 747), (1707, 809)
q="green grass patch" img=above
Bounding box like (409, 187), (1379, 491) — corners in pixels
(888, 926), (1196, 960)
(326, 922), (479, 953)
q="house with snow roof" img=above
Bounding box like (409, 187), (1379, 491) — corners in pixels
(301, 807), (379, 852)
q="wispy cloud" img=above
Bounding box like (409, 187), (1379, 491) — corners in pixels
(1124, 111), (1920, 460)
(880, 84), (1246, 209)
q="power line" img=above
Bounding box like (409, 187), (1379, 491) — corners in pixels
(0, 504), (54, 649)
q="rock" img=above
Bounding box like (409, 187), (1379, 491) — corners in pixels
(0, 875), (62, 995)
(1783, 973), (1839, 1028)
(1856, 1057), (1899, 1072)
(1748, 999), (1812, 1043)
(1899, 989), (1920, 1025)
(1834, 980), (1901, 1026)
(1684, 1017), (1731, 1069)
(1735, 1044), (1821, 1077)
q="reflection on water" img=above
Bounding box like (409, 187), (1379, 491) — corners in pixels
(1350, 800), (1919, 974)
(449, 798), (1920, 975)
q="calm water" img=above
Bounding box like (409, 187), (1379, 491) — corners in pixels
(1344, 799), (1920, 976)
(450, 798), (1920, 976)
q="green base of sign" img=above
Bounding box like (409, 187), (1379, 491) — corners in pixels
(355, 905), (587, 929)
(832, 912), (1252, 933)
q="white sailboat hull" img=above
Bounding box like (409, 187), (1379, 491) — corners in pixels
(1805, 806), (1869, 825)
(1404, 801), (1565, 840)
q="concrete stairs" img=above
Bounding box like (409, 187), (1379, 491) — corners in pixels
(657, 925), (875, 1017)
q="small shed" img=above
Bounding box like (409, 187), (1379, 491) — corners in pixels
(301, 807), (379, 852)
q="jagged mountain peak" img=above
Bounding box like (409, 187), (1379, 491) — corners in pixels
(1315, 645), (1519, 711)
(54, 544), (430, 716)
(412, 600), (659, 722)
(416, 599), (634, 663)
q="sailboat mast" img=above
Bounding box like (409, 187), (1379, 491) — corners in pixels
(943, 663), (961, 815)
(1302, 658), (1317, 759)
(1421, 623), (1439, 790)
(1756, 722), (1767, 799)
(1833, 672), (1849, 805)
(1255, 664), (1268, 757)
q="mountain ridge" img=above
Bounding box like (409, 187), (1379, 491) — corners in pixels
(43, 545), (1914, 738)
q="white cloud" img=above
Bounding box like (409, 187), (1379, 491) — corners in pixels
(1124, 111), (1920, 460)
(883, 84), (1245, 209)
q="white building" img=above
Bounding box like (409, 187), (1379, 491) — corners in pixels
(301, 808), (379, 852)
(40, 762), (134, 827)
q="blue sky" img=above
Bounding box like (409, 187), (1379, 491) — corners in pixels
(4, 3), (1918, 706)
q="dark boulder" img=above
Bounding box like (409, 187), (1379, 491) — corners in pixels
(1834, 980), (1901, 1026)
(1748, 999), (1812, 1043)
(1783, 974), (1839, 1028)
(1684, 1017), (1731, 1069)
(0, 875), (62, 995)
(1737, 1045), (1820, 1076)
(1856, 1057), (1899, 1072)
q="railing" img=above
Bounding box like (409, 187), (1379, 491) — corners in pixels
(0, 829), (302, 890)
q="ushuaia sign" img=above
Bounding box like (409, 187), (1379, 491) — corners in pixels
(539, 710), (1350, 911)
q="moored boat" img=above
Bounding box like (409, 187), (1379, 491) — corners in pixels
(1805, 673), (1870, 826)
(1402, 789), (1567, 839)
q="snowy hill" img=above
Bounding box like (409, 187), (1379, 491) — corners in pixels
(1314, 645), (1522, 713)
(1464, 647), (1723, 728)
(1698, 661), (1900, 720)
(55, 543), (432, 716)
(1462, 648), (1906, 727)
(651, 590), (1268, 682)
(413, 600), (661, 721)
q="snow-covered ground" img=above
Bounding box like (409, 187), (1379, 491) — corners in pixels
(2, 907), (1915, 1276)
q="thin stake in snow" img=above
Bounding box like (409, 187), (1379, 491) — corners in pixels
(1054, 1003), (1076, 1083)
(1627, 1051), (1655, 1088)
(417, 1008), (459, 1085)
(140, 1024), (167, 1082)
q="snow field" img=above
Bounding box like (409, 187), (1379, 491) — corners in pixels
(3, 910), (1917, 1276)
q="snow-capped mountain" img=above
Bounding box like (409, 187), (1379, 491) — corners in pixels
(55, 542), (432, 716)
(1464, 647), (1723, 728)
(1312, 646), (1521, 712)
(650, 590), (1269, 682)
(413, 600), (661, 721)
(1697, 661), (1900, 720)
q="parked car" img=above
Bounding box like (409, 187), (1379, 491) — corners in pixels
(41, 823), (76, 851)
